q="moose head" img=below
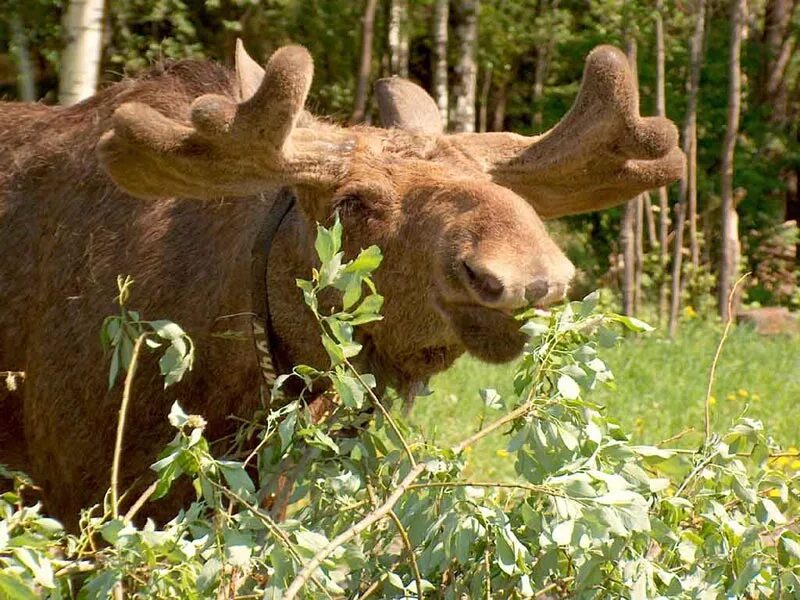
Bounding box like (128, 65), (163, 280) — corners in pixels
(98, 41), (683, 389)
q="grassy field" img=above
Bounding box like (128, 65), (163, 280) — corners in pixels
(408, 318), (800, 481)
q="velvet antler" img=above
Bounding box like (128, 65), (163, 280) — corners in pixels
(449, 45), (684, 218)
(98, 44), (353, 200)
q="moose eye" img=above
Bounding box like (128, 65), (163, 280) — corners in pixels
(334, 192), (365, 215)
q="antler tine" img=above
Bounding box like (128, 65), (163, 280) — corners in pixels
(98, 45), (339, 200)
(190, 45), (313, 152)
(448, 45), (684, 219)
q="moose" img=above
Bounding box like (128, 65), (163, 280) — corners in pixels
(0, 41), (683, 527)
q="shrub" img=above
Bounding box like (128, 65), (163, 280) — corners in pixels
(1, 218), (799, 599)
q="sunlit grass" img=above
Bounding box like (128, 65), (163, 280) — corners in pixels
(408, 318), (800, 481)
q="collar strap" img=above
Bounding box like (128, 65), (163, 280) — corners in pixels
(250, 188), (296, 402)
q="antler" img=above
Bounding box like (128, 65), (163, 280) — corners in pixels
(98, 45), (353, 200)
(449, 45), (685, 219)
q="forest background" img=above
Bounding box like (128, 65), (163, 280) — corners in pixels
(1, 0), (799, 330)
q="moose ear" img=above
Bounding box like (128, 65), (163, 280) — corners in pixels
(235, 39), (265, 101)
(375, 77), (444, 135)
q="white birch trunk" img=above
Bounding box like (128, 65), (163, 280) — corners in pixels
(452, 0), (479, 133)
(432, 0), (449, 126)
(59, 0), (106, 106)
(719, 0), (746, 320)
(388, 0), (409, 78)
(669, 0), (705, 337)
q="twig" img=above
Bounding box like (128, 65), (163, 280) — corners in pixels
(344, 357), (416, 468)
(284, 388), (548, 599)
(283, 461), (428, 600)
(704, 273), (749, 441)
(388, 509), (424, 599)
(356, 574), (387, 600)
(453, 397), (540, 454)
(408, 480), (559, 497)
(209, 480), (334, 600)
(658, 426), (695, 446)
(111, 334), (146, 519)
(123, 481), (158, 523)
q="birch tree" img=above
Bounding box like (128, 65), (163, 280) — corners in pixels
(621, 35), (643, 316)
(654, 0), (670, 323)
(669, 0), (706, 337)
(451, 0), (479, 133)
(432, 0), (449, 126)
(719, 0), (746, 319)
(351, 0), (379, 124)
(59, 0), (106, 105)
(388, 0), (409, 78)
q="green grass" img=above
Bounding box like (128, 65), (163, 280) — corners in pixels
(408, 319), (800, 481)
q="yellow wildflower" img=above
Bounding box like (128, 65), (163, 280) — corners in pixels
(726, 393), (736, 402)
(737, 389), (749, 398)
(683, 306), (698, 319)
(791, 460), (800, 471)
(768, 488), (782, 498)
(708, 396), (717, 406)
(751, 394), (760, 401)
(496, 449), (510, 458)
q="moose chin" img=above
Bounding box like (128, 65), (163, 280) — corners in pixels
(0, 39), (683, 527)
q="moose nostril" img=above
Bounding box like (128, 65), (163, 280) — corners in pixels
(525, 280), (549, 304)
(462, 260), (505, 301)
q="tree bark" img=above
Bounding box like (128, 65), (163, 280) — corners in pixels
(669, 0), (706, 337)
(451, 0), (479, 133)
(621, 36), (642, 316)
(491, 78), (508, 132)
(478, 63), (492, 133)
(10, 14), (36, 102)
(432, 0), (450, 126)
(655, 0), (670, 324)
(59, 0), (106, 105)
(388, 0), (410, 78)
(351, 0), (380, 124)
(761, 0), (797, 122)
(719, 0), (746, 320)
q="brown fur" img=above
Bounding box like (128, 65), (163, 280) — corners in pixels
(0, 45), (682, 527)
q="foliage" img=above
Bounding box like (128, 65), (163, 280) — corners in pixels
(2, 219), (799, 599)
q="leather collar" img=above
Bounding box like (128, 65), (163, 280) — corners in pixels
(250, 188), (296, 405)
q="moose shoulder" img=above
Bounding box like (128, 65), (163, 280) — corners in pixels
(0, 42), (683, 526)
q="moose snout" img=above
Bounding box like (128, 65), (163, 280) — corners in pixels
(460, 255), (574, 311)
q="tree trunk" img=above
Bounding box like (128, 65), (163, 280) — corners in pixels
(491, 79), (508, 131)
(351, 0), (380, 124)
(388, 0), (409, 78)
(10, 14), (36, 102)
(655, 0), (670, 324)
(621, 36), (642, 316)
(59, 0), (106, 105)
(634, 193), (645, 313)
(669, 0), (705, 337)
(451, 0), (479, 133)
(719, 0), (746, 320)
(761, 0), (797, 122)
(432, 0), (450, 126)
(478, 63), (492, 133)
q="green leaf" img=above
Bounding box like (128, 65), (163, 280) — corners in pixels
(321, 333), (345, 366)
(613, 314), (654, 333)
(730, 557), (761, 595)
(0, 572), (39, 600)
(557, 374), (580, 400)
(343, 245), (383, 277)
(218, 460), (256, 497)
(168, 401), (189, 428)
(315, 221), (340, 264)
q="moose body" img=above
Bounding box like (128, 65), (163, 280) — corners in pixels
(0, 43), (683, 526)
